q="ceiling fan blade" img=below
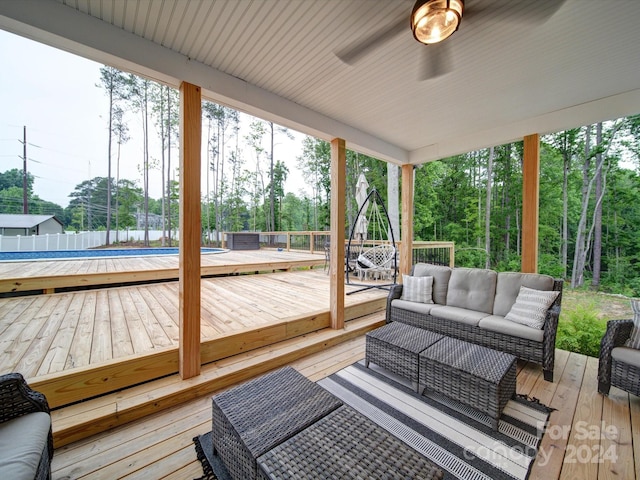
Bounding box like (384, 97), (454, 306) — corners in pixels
(419, 42), (453, 80)
(336, 17), (406, 65)
(464, 0), (567, 24)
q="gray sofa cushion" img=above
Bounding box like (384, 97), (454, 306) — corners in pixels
(0, 411), (50, 480)
(493, 272), (555, 317)
(429, 305), (490, 326)
(391, 299), (438, 315)
(612, 346), (640, 368)
(479, 315), (544, 342)
(445, 268), (497, 314)
(412, 263), (451, 305)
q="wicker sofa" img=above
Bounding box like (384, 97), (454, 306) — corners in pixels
(386, 263), (563, 382)
(0, 373), (53, 480)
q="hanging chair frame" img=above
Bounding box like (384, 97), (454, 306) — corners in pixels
(345, 187), (397, 294)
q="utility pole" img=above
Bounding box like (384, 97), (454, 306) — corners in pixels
(21, 126), (28, 214)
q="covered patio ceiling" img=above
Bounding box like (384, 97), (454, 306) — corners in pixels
(1, 0), (640, 165)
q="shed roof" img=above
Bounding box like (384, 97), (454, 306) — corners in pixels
(0, 214), (61, 229)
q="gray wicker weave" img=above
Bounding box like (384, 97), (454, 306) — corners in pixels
(419, 337), (516, 430)
(387, 278), (563, 382)
(598, 319), (640, 396)
(0, 372), (53, 480)
(365, 321), (444, 391)
(256, 405), (444, 480)
(211, 366), (343, 480)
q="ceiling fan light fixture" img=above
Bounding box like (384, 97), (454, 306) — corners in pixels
(411, 0), (463, 45)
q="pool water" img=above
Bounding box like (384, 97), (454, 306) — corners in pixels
(0, 247), (225, 261)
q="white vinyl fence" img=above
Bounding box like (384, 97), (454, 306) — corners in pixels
(0, 230), (172, 252)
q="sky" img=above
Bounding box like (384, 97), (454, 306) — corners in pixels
(0, 29), (309, 209)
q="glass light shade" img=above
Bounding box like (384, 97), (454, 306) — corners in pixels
(411, 0), (463, 44)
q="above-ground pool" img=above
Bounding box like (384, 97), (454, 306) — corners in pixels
(0, 247), (226, 262)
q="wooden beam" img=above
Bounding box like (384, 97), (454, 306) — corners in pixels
(400, 164), (414, 277)
(179, 82), (202, 378)
(522, 134), (540, 273)
(330, 138), (346, 329)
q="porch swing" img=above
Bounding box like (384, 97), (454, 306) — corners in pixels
(345, 183), (397, 294)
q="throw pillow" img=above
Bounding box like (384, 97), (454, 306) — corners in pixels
(624, 299), (640, 349)
(400, 274), (434, 304)
(504, 286), (560, 329)
(357, 254), (376, 269)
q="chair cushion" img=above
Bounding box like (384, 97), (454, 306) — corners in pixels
(391, 299), (438, 315)
(429, 305), (489, 326)
(445, 268), (497, 314)
(624, 300), (640, 349)
(479, 315), (544, 342)
(356, 254), (376, 268)
(0, 412), (50, 480)
(400, 274), (433, 303)
(612, 346), (640, 369)
(504, 286), (560, 329)
(493, 272), (555, 316)
(412, 263), (451, 305)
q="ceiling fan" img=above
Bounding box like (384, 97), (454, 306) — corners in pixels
(336, 0), (567, 80)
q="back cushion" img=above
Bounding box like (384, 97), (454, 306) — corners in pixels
(412, 263), (452, 305)
(493, 272), (555, 316)
(446, 268), (497, 314)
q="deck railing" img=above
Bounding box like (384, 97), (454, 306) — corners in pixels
(222, 232), (454, 268)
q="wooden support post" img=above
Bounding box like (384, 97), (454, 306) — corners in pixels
(522, 134), (540, 273)
(330, 138), (346, 329)
(400, 164), (414, 278)
(179, 82), (202, 379)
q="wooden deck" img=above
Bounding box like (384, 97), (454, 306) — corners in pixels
(0, 268), (388, 406)
(0, 249), (326, 294)
(50, 338), (640, 480)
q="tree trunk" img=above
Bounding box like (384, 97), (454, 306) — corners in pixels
(562, 133), (570, 279)
(269, 122), (275, 234)
(387, 163), (400, 244)
(503, 144), (511, 260)
(485, 147), (493, 269)
(106, 81), (113, 245)
(143, 82), (150, 246)
(166, 87), (172, 246)
(571, 125), (591, 288)
(592, 122), (603, 289)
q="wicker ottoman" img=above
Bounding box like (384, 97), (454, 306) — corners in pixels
(366, 322), (444, 391)
(419, 337), (516, 430)
(211, 367), (343, 480)
(256, 405), (444, 480)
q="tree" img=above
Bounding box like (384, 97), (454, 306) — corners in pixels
(151, 85), (179, 245)
(485, 147), (494, 269)
(126, 74), (152, 245)
(296, 137), (331, 230)
(112, 104), (130, 241)
(98, 66), (128, 245)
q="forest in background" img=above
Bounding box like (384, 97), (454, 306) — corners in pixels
(1, 68), (639, 296)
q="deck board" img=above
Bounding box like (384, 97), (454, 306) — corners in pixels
(50, 339), (640, 480)
(0, 249), (326, 294)
(0, 268), (386, 379)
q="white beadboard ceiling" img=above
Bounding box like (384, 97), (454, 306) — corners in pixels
(1, 0), (639, 164)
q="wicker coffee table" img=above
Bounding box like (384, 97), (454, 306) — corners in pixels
(419, 336), (517, 430)
(366, 321), (444, 391)
(211, 367), (343, 480)
(256, 404), (444, 480)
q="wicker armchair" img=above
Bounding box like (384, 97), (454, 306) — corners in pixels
(0, 373), (53, 480)
(597, 319), (640, 396)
